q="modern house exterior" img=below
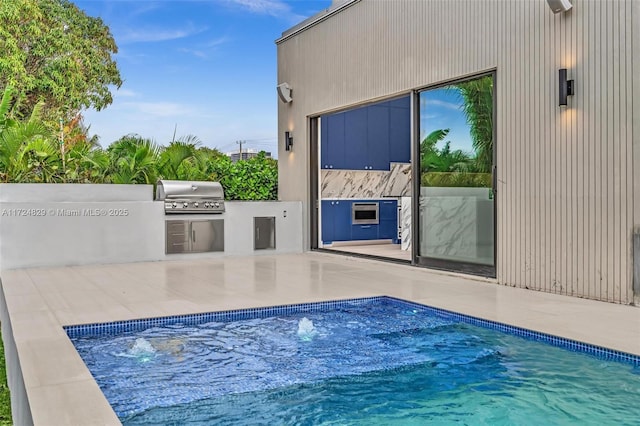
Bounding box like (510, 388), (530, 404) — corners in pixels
(276, 0), (639, 304)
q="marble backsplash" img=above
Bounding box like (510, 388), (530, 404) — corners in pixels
(321, 163), (411, 199)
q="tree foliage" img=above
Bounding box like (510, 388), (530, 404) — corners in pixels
(0, 0), (122, 123)
(455, 76), (493, 173)
(0, 90), (278, 199)
(420, 75), (494, 187)
(419, 129), (491, 188)
(107, 135), (161, 185)
(211, 153), (278, 201)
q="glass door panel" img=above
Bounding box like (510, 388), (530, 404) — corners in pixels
(417, 75), (495, 273)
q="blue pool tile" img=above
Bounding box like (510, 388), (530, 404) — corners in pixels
(64, 295), (640, 367)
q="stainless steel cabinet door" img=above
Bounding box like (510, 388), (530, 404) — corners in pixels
(166, 220), (189, 254)
(190, 219), (224, 253)
(254, 217), (276, 250)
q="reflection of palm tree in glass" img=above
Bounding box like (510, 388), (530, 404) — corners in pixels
(455, 76), (493, 173)
(419, 75), (493, 187)
(420, 128), (472, 173)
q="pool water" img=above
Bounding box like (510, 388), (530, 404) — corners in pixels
(68, 299), (640, 425)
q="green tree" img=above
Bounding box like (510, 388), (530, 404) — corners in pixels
(0, 87), (55, 183)
(420, 129), (472, 173)
(157, 136), (202, 180)
(455, 76), (493, 172)
(212, 152), (278, 200)
(64, 140), (109, 183)
(107, 135), (160, 184)
(0, 0), (122, 123)
(0, 86), (17, 131)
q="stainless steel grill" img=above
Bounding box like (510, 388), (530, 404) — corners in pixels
(156, 180), (225, 214)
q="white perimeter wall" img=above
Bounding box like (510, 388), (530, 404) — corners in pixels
(277, 0), (639, 304)
(0, 184), (302, 270)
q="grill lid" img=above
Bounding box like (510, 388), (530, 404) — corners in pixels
(157, 180), (225, 214)
(156, 180), (224, 201)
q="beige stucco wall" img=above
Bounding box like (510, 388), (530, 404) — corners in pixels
(277, 0), (639, 304)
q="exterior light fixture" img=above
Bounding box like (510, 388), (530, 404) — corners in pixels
(277, 83), (293, 103)
(547, 0), (572, 14)
(558, 68), (574, 106)
(285, 131), (293, 151)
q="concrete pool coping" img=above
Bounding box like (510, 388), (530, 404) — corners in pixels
(1, 252), (639, 425)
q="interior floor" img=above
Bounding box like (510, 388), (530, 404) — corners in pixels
(328, 242), (411, 261)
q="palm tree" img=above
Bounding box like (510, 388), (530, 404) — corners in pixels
(106, 134), (160, 184)
(420, 128), (472, 173)
(64, 141), (109, 183)
(157, 135), (201, 180)
(455, 76), (493, 173)
(0, 90), (55, 183)
(20, 137), (62, 183)
(0, 86), (17, 131)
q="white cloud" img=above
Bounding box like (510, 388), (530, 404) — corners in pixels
(226, 0), (289, 15)
(206, 36), (230, 47)
(122, 101), (195, 118)
(178, 36), (230, 59)
(220, 0), (306, 23)
(178, 48), (208, 58)
(115, 88), (138, 98)
(421, 99), (461, 111)
(127, 2), (161, 18)
(117, 24), (208, 44)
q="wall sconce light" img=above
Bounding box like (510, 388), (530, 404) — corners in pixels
(546, 0), (573, 14)
(558, 68), (574, 106)
(285, 131), (293, 151)
(277, 83), (293, 103)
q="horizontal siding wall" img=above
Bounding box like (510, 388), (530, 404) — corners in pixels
(277, 0), (637, 304)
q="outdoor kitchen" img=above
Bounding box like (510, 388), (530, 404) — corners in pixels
(0, 182), (302, 270)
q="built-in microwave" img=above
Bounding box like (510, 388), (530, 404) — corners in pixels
(352, 202), (379, 225)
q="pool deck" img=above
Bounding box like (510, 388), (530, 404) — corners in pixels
(1, 251), (639, 425)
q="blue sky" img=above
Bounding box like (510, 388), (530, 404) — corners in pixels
(75, 0), (332, 156)
(419, 87), (474, 155)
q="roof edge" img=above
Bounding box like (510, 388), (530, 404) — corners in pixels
(275, 0), (361, 45)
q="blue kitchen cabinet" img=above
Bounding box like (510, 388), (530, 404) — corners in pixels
(320, 117), (329, 168)
(333, 201), (352, 241)
(321, 200), (351, 243)
(367, 105), (391, 170)
(321, 112), (346, 169)
(352, 224), (378, 240)
(321, 200), (334, 243)
(321, 96), (409, 171)
(389, 104), (411, 163)
(378, 220), (398, 241)
(379, 199), (398, 219)
(378, 199), (399, 242)
(344, 108), (368, 170)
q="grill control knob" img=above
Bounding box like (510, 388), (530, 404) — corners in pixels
(171, 202), (177, 208)
(193, 202), (199, 208)
(214, 202), (220, 208)
(183, 202), (189, 208)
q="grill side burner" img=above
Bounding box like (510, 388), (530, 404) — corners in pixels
(156, 180), (225, 214)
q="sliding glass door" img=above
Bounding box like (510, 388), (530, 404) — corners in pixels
(416, 74), (495, 276)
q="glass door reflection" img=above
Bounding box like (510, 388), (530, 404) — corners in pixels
(417, 74), (495, 275)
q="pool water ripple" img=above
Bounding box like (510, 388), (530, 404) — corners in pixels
(69, 300), (640, 425)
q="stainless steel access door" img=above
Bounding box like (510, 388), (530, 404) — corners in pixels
(166, 220), (189, 253)
(254, 217), (276, 250)
(190, 219), (224, 253)
(166, 219), (224, 254)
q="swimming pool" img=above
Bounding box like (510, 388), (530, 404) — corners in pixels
(66, 296), (640, 425)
